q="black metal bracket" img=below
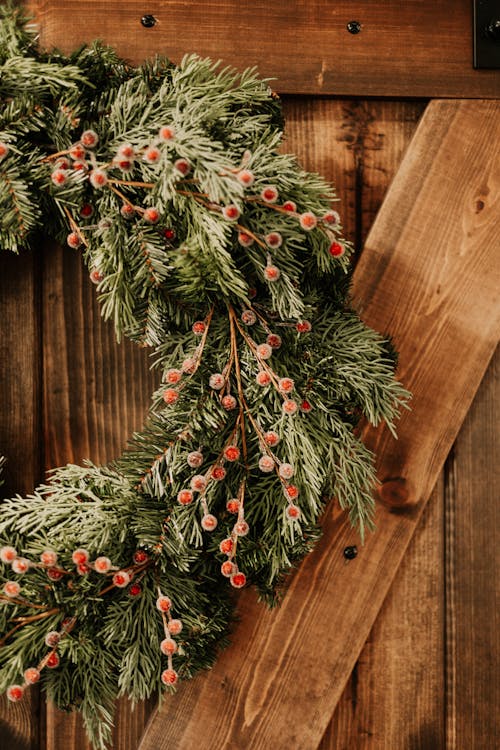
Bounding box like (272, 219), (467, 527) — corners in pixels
(473, 0), (500, 69)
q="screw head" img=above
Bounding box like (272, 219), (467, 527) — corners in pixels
(141, 14), (157, 28)
(346, 20), (362, 35)
(343, 545), (358, 560)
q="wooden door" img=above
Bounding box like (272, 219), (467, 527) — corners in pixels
(1, 2), (498, 748)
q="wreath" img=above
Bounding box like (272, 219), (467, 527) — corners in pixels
(0, 5), (408, 747)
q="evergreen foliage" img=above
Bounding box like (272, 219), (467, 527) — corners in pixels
(0, 4), (409, 746)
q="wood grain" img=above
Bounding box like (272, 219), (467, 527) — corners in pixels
(138, 99), (500, 750)
(0, 249), (42, 749)
(25, 0), (500, 98)
(445, 346), (499, 749)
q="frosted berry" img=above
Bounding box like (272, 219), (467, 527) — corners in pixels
(226, 498), (240, 514)
(3, 581), (20, 598)
(224, 445), (240, 462)
(187, 451), (204, 468)
(241, 309), (256, 325)
(69, 143), (86, 160)
(261, 186), (279, 203)
(77, 563), (91, 575)
(164, 228), (175, 240)
(0, 142), (9, 161)
(120, 203), (135, 219)
(89, 169), (108, 188)
(11, 558), (30, 574)
(143, 146), (161, 164)
(47, 567), (64, 581)
(80, 203), (93, 218)
(24, 668), (41, 685)
(329, 241), (345, 257)
(133, 549), (149, 564)
(222, 204), (240, 221)
(46, 652), (60, 669)
(72, 159), (87, 171)
(174, 158), (190, 175)
(7, 685), (24, 702)
(285, 485), (299, 499)
(190, 475), (207, 492)
(168, 619), (183, 635)
(40, 550), (58, 567)
(283, 399), (298, 415)
(323, 209), (340, 225)
(286, 504), (301, 520)
(163, 389), (179, 405)
(158, 125), (175, 141)
(115, 157), (133, 172)
(233, 520), (249, 537)
(81, 130), (99, 148)
(264, 430), (280, 447)
(117, 143), (135, 159)
(181, 357), (197, 373)
(90, 269), (103, 284)
(156, 595), (172, 612)
(296, 320), (312, 333)
(219, 538), (234, 555)
(221, 560), (236, 577)
(256, 343), (272, 360)
(55, 157), (70, 170)
(237, 169), (254, 187)
(265, 232), (283, 248)
(237, 231), (254, 247)
(209, 373), (225, 390)
(0, 546), (17, 563)
(113, 571), (131, 588)
(300, 400), (312, 413)
(256, 370), (271, 386)
(211, 466), (226, 481)
(129, 583), (142, 596)
(51, 169), (67, 187)
(279, 463), (295, 479)
(177, 489), (194, 506)
(161, 668), (178, 685)
(45, 631), (61, 648)
(144, 207), (160, 224)
(230, 571), (247, 588)
(278, 377), (294, 393)
(66, 232), (81, 249)
(192, 321), (206, 335)
(299, 212), (317, 230)
(248, 287), (257, 299)
(267, 333), (282, 349)
(94, 556), (112, 573)
(201, 514), (218, 531)
(165, 368), (182, 384)
(160, 638), (178, 655)
(258, 455), (275, 473)
(264, 265), (280, 282)
(282, 200), (296, 212)
(221, 394), (237, 410)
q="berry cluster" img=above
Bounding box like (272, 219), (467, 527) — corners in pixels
(156, 588), (183, 686)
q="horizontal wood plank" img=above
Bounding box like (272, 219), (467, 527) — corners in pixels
(138, 99), (500, 750)
(26, 0), (500, 98)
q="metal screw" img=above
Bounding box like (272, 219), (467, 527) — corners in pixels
(346, 20), (362, 35)
(141, 14), (157, 28)
(343, 545), (358, 560)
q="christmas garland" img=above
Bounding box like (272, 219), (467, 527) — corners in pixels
(0, 5), (408, 747)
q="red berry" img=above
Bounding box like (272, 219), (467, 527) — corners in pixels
(323, 210), (340, 225)
(286, 504), (301, 519)
(219, 538), (234, 555)
(182, 357), (197, 373)
(224, 445), (240, 462)
(187, 451), (204, 468)
(256, 343), (272, 360)
(222, 204), (240, 221)
(236, 169), (254, 187)
(237, 231), (254, 247)
(267, 333), (282, 349)
(211, 466), (226, 481)
(168, 619), (183, 635)
(300, 400), (313, 413)
(264, 265), (280, 282)
(256, 371), (271, 386)
(51, 169), (67, 186)
(113, 571), (131, 588)
(72, 159), (87, 171)
(164, 228), (175, 240)
(54, 157), (70, 170)
(115, 158), (133, 171)
(156, 595), (172, 612)
(230, 572), (247, 588)
(261, 186), (279, 203)
(46, 652), (60, 669)
(299, 212), (317, 230)
(329, 241), (345, 257)
(296, 320), (312, 333)
(144, 207), (160, 224)
(209, 373), (225, 390)
(72, 548), (89, 565)
(120, 203), (135, 219)
(174, 158), (190, 175)
(163, 389), (179, 405)
(45, 631), (61, 648)
(190, 474), (207, 492)
(89, 169), (107, 188)
(69, 143), (86, 160)
(201, 514), (218, 531)
(283, 399), (298, 415)
(177, 489), (194, 506)
(241, 309), (256, 325)
(221, 560), (236, 577)
(265, 232), (282, 248)
(7, 685), (24, 702)
(94, 556), (112, 573)
(143, 146), (161, 164)
(279, 463), (294, 479)
(77, 562), (91, 575)
(129, 583), (142, 596)
(0, 546), (17, 563)
(117, 143), (135, 159)
(66, 232), (81, 249)
(263, 430), (280, 447)
(161, 668), (178, 685)
(81, 203), (94, 218)
(282, 200), (296, 212)
(258, 455), (275, 473)
(90, 269), (103, 285)
(160, 638), (177, 655)
(158, 125), (175, 141)
(11, 558), (30, 574)
(192, 321), (206, 335)
(221, 394), (237, 410)
(233, 520), (249, 537)
(47, 567), (64, 581)
(133, 550), (149, 564)
(0, 142), (9, 161)
(3, 581), (20, 598)
(24, 668), (41, 684)
(278, 377), (294, 393)
(226, 499), (240, 514)
(81, 130), (99, 148)
(165, 368), (182, 384)
(285, 485), (299, 499)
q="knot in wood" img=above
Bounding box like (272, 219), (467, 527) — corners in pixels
(379, 477), (410, 508)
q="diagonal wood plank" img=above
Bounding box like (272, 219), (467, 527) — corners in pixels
(138, 99), (500, 750)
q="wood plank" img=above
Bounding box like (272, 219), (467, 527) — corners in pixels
(0, 249), (42, 748)
(41, 241), (158, 749)
(138, 99), (500, 750)
(26, 0), (500, 98)
(445, 345), (499, 749)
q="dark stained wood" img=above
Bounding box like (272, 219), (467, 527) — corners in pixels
(445, 345), (499, 749)
(0, 249), (42, 748)
(138, 100), (500, 750)
(26, 0), (500, 98)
